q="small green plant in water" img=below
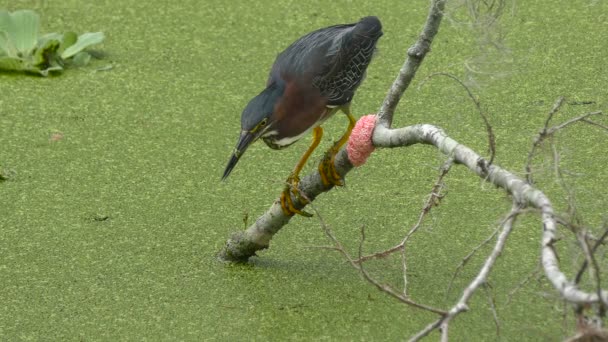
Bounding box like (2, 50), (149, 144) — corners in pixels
(0, 9), (104, 76)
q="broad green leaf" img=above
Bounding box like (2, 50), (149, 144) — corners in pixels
(44, 31), (78, 57)
(60, 31), (78, 51)
(5, 10), (39, 55)
(61, 32), (104, 59)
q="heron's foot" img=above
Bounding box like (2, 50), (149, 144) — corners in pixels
(280, 174), (313, 217)
(319, 147), (344, 187)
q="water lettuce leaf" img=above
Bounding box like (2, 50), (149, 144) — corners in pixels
(62, 32), (104, 59)
(0, 10), (104, 76)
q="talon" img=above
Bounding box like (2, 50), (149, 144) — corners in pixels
(318, 159), (331, 186)
(280, 188), (312, 217)
(328, 150), (343, 185)
(319, 148), (344, 187)
(280, 176), (313, 217)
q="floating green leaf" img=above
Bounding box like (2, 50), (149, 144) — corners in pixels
(61, 32), (104, 59)
(54, 31), (77, 60)
(0, 9), (105, 76)
(6, 10), (39, 55)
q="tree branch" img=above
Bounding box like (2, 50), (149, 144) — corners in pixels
(377, 0), (447, 128)
(219, 1), (608, 338)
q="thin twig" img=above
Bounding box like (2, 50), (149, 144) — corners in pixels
(484, 282), (501, 338)
(401, 243), (409, 296)
(446, 226), (500, 296)
(506, 262), (542, 305)
(555, 215), (602, 243)
(355, 158), (453, 265)
(419, 72), (496, 165)
(575, 223), (608, 285)
(525, 96), (604, 185)
(525, 96), (566, 184)
(447, 208), (533, 296)
(581, 119), (608, 131)
(548, 111), (603, 134)
(544, 97), (567, 130)
(577, 230), (607, 316)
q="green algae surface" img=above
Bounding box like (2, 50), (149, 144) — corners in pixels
(1, 0), (607, 340)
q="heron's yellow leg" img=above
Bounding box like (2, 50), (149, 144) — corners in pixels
(319, 107), (356, 186)
(280, 126), (323, 217)
(291, 126), (324, 180)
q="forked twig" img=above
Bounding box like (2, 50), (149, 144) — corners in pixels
(574, 222), (608, 285)
(525, 95), (604, 184)
(309, 202), (447, 316)
(355, 158), (453, 265)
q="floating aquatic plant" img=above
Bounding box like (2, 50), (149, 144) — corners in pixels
(0, 9), (104, 76)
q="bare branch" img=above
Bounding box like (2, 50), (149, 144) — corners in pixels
(440, 322), (449, 342)
(376, 119), (608, 307)
(409, 204), (521, 340)
(427, 204), (520, 340)
(377, 0), (447, 128)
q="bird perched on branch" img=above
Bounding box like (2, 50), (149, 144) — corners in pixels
(222, 16), (383, 217)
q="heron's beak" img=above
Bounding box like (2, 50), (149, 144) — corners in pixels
(222, 130), (257, 180)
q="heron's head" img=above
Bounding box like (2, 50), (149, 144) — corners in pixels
(222, 82), (284, 180)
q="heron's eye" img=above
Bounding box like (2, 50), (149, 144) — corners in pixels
(251, 118), (269, 133)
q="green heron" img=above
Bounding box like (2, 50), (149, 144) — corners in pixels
(222, 16), (382, 216)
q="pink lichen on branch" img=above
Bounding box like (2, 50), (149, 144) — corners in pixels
(347, 114), (377, 166)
